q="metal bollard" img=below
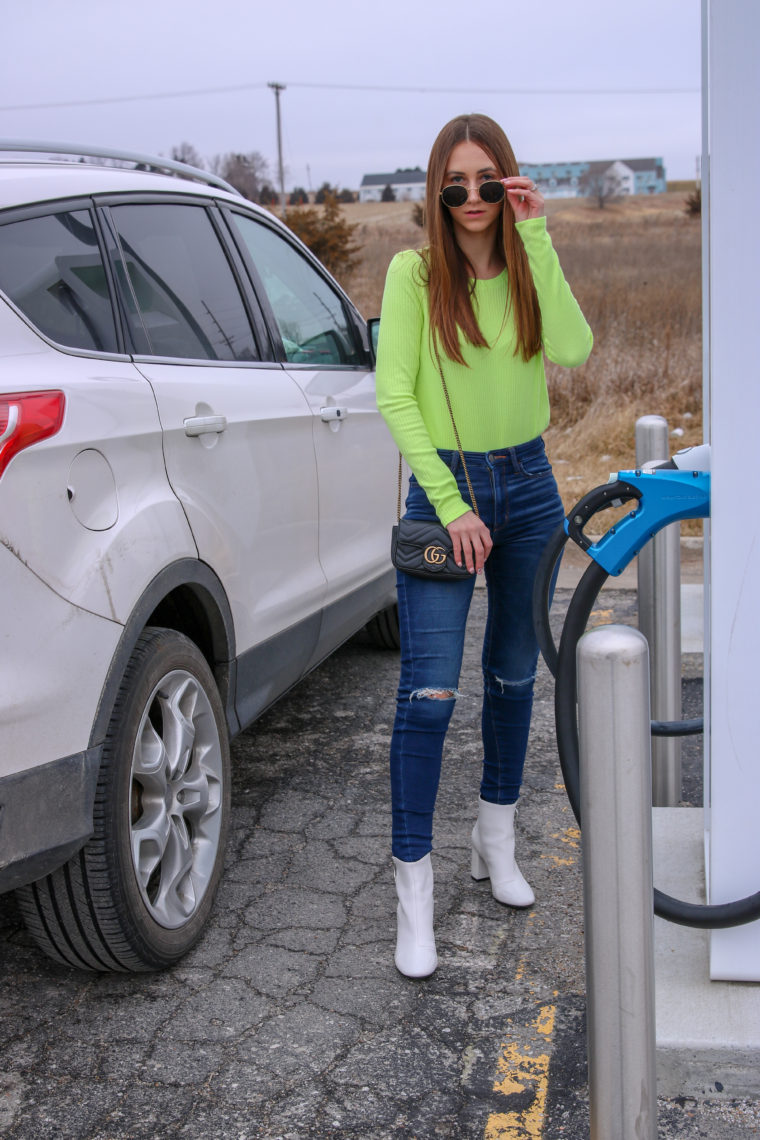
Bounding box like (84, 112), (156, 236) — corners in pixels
(578, 625), (657, 1140)
(635, 415), (682, 805)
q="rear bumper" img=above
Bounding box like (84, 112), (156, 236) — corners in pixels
(0, 542), (123, 769)
(0, 746), (101, 893)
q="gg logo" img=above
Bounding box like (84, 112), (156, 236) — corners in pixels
(423, 544), (448, 566)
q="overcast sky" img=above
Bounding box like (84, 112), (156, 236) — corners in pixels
(2, 0), (702, 191)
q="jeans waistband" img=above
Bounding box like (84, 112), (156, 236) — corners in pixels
(437, 435), (546, 473)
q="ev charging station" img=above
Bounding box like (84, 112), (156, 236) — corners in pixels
(702, 0), (760, 982)
(536, 0), (760, 1000)
(528, 7), (760, 1125)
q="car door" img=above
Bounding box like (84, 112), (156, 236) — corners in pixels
(101, 197), (326, 721)
(226, 210), (397, 651)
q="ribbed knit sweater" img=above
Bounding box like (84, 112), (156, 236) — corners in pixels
(375, 216), (592, 527)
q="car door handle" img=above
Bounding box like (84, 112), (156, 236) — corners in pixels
(184, 415), (228, 437)
(320, 406), (349, 422)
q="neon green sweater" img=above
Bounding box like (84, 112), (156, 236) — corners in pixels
(375, 216), (592, 527)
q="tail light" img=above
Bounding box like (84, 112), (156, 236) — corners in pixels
(0, 390), (65, 481)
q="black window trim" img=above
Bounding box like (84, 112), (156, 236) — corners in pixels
(97, 205), (151, 356)
(207, 203), (276, 362)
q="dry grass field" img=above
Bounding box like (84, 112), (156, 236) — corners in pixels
(333, 194), (703, 524)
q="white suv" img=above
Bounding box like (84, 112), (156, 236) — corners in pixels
(0, 143), (399, 972)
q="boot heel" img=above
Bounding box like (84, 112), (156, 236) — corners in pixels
(471, 845), (489, 881)
(470, 799), (536, 907)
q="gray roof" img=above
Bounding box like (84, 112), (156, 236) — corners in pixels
(586, 158), (664, 175)
(618, 157), (664, 172)
(360, 168), (427, 187)
(525, 157), (664, 174)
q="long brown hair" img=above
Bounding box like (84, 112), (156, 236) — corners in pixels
(423, 113), (542, 365)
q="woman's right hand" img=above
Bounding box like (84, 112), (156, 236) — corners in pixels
(447, 510), (493, 574)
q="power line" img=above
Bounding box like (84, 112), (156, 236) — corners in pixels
(288, 82), (699, 96)
(0, 80), (699, 113)
(0, 83), (270, 112)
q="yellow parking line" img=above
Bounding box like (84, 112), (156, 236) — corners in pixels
(485, 815), (574, 1139)
(484, 806), (577, 1136)
(485, 1003), (556, 1139)
(540, 825), (580, 869)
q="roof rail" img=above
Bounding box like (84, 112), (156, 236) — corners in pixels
(0, 140), (241, 197)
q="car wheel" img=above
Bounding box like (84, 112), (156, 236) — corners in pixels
(16, 628), (231, 972)
(362, 602), (401, 649)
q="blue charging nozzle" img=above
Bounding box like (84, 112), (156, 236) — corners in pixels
(563, 468), (710, 576)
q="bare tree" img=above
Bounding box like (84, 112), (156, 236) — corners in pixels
(579, 166), (624, 209)
(209, 152), (271, 202)
(170, 142), (205, 169)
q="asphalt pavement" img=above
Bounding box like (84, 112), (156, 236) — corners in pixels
(1, 559), (759, 1138)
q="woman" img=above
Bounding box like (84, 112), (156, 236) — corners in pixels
(375, 114), (592, 978)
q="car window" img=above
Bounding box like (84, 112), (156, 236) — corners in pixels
(230, 214), (362, 367)
(109, 203), (258, 362)
(0, 209), (118, 353)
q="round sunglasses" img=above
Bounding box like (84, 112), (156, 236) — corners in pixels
(440, 180), (505, 209)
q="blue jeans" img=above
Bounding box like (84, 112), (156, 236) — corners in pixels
(390, 436), (564, 862)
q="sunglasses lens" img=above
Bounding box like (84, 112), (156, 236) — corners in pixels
(479, 180), (505, 203)
(441, 185), (468, 208)
(441, 182), (505, 207)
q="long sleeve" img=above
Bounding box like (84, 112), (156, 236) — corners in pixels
(515, 216), (593, 367)
(375, 252), (469, 526)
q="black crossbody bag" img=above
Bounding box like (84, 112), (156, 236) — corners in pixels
(390, 357), (479, 581)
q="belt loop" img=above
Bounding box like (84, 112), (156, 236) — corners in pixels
(436, 447), (460, 473)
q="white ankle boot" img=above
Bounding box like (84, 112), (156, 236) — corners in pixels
(392, 854), (438, 978)
(471, 798), (535, 907)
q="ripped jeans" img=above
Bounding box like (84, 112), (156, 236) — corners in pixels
(390, 437), (564, 862)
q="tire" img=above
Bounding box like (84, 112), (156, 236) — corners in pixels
(363, 602), (401, 649)
(16, 628), (231, 971)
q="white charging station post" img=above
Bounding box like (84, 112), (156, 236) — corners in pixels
(703, 0), (760, 981)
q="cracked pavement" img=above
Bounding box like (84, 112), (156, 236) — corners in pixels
(1, 588), (758, 1138)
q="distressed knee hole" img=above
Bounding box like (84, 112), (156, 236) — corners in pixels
(410, 687), (460, 702)
(487, 672), (535, 694)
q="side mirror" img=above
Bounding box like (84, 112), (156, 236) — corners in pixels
(368, 317), (380, 366)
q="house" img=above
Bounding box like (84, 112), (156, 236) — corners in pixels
(359, 168), (427, 203)
(519, 158), (666, 199)
(359, 157), (666, 204)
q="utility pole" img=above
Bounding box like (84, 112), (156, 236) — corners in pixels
(268, 82), (286, 212)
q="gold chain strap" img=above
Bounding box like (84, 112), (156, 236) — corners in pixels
(435, 355), (479, 518)
(395, 352), (479, 522)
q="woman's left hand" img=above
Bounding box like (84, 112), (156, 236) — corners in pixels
(501, 177), (545, 223)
